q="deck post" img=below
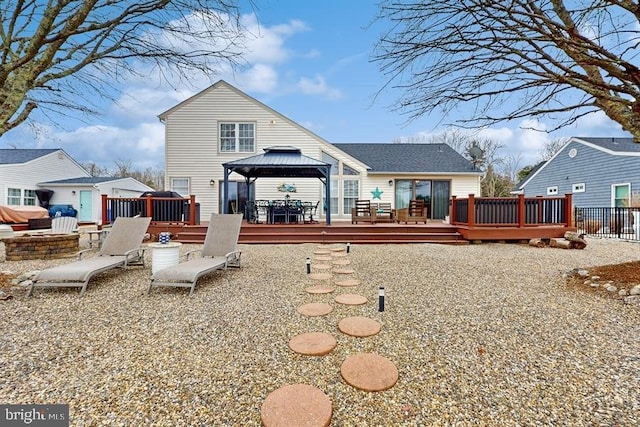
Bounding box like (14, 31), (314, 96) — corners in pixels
(450, 196), (457, 224)
(468, 194), (475, 228)
(517, 194), (525, 228)
(145, 196), (153, 221)
(101, 194), (108, 227)
(189, 195), (196, 225)
(564, 193), (573, 227)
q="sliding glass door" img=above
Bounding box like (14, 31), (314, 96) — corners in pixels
(394, 179), (450, 219)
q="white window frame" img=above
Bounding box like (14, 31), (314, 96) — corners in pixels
(23, 189), (37, 206)
(343, 179), (359, 215)
(7, 188), (21, 205)
(171, 178), (190, 197)
(612, 183), (631, 207)
(572, 183), (585, 193)
(546, 186), (558, 195)
(219, 122), (255, 153)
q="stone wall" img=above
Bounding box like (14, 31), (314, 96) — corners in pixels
(3, 234), (80, 261)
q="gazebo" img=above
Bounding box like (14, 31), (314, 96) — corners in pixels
(222, 146), (332, 224)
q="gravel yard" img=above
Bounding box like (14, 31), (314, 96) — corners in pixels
(1, 237), (639, 426)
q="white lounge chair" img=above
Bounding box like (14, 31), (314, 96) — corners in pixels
(27, 217), (151, 296)
(148, 213), (243, 296)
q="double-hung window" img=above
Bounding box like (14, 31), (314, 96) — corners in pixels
(23, 189), (37, 206)
(7, 188), (20, 205)
(220, 122), (255, 153)
(171, 178), (190, 197)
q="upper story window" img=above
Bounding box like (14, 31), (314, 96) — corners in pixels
(572, 183), (585, 193)
(220, 122), (255, 153)
(343, 164), (359, 176)
(321, 152), (339, 176)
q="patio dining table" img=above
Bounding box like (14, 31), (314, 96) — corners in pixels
(251, 200), (317, 224)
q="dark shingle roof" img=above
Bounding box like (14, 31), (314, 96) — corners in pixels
(333, 143), (477, 173)
(0, 148), (59, 164)
(42, 177), (116, 185)
(576, 137), (640, 152)
(223, 146), (331, 178)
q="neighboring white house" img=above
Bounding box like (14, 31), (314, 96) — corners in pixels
(0, 148), (153, 224)
(159, 80), (482, 221)
(41, 176), (154, 223)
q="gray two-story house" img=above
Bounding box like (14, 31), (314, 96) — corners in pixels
(514, 137), (640, 208)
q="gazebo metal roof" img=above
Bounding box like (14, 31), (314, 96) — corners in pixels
(222, 146), (332, 224)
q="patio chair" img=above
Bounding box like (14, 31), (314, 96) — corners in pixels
(148, 213), (243, 296)
(374, 202), (393, 223)
(27, 217), (151, 296)
(351, 200), (376, 224)
(396, 199), (428, 224)
(51, 216), (79, 234)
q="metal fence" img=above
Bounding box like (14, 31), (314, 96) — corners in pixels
(574, 207), (640, 241)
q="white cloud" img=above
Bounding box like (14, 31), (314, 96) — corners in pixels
(298, 75), (342, 100)
(236, 64), (279, 93)
(42, 123), (165, 170)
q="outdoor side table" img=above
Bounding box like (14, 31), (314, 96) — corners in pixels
(149, 242), (182, 274)
(87, 229), (110, 248)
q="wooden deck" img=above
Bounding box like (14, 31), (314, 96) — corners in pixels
(146, 220), (464, 245)
(146, 220), (575, 245)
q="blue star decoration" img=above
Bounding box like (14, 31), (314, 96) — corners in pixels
(371, 187), (383, 200)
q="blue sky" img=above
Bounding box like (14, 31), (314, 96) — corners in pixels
(1, 0), (631, 173)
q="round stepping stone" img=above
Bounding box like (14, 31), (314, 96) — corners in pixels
(313, 264), (332, 270)
(341, 353), (398, 392)
(335, 294), (367, 305)
(333, 268), (355, 275)
(335, 279), (361, 288)
(313, 250), (331, 255)
(305, 285), (335, 294)
(332, 259), (351, 266)
(298, 302), (333, 316)
(330, 247), (346, 252)
(314, 256), (332, 262)
(338, 316), (381, 337)
(330, 252), (347, 258)
(261, 384), (332, 427)
(289, 332), (337, 356)
(308, 272), (333, 281)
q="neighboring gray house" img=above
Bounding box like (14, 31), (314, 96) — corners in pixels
(513, 137), (640, 208)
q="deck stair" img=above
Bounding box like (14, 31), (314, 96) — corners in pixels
(174, 222), (467, 245)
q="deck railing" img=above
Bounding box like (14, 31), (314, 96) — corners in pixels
(451, 194), (572, 228)
(574, 206), (640, 240)
(100, 194), (198, 226)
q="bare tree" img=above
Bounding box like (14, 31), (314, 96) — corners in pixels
(0, 0), (250, 136)
(81, 162), (109, 177)
(373, 1), (640, 140)
(538, 137), (571, 162)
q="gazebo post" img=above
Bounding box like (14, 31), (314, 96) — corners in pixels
(222, 167), (230, 214)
